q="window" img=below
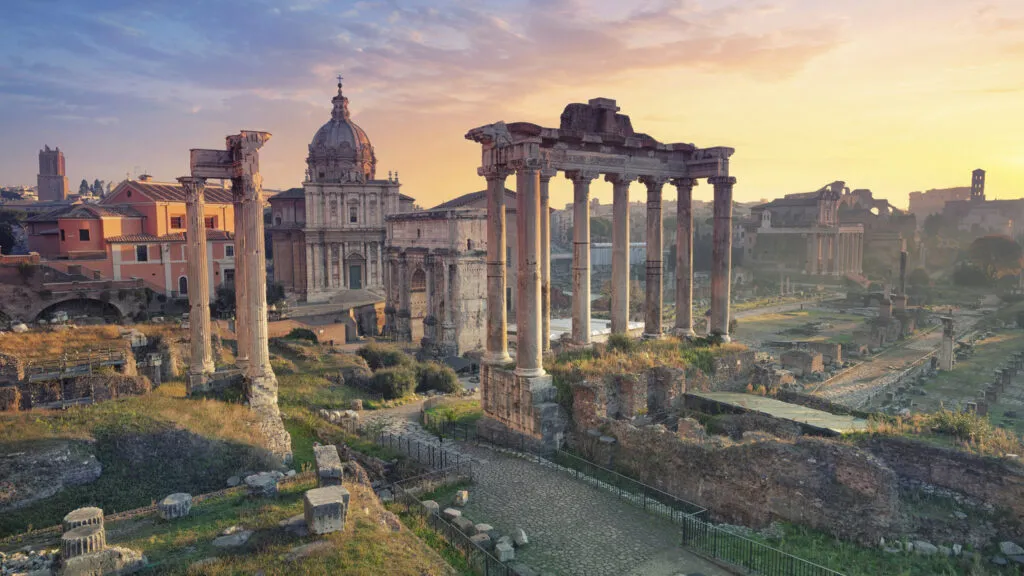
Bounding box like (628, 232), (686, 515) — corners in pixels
(178, 276), (188, 295)
(78, 229), (90, 241)
(417, 228), (421, 239)
(205, 217), (216, 229)
(467, 239), (473, 250)
(60, 229), (65, 241)
(226, 245), (234, 257)
(136, 245), (149, 262)
(274, 216), (282, 226)
(170, 216), (184, 229)
(349, 206), (358, 223)
(224, 268), (235, 287)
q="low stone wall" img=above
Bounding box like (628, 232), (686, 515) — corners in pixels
(576, 420), (902, 544)
(6, 374), (152, 411)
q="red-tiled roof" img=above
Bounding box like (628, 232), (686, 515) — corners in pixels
(103, 179), (234, 205)
(106, 230), (235, 243)
(430, 188), (516, 211)
(25, 203), (142, 222)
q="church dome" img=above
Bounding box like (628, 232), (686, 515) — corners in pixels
(306, 80), (376, 183)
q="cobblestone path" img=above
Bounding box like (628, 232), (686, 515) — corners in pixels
(375, 417), (730, 576)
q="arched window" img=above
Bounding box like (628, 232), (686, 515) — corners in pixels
(275, 216), (282, 225)
(178, 276), (188, 295)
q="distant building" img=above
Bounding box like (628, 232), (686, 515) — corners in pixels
(37, 145), (68, 202)
(908, 186), (971, 221)
(26, 176), (236, 296)
(268, 81), (414, 303)
(942, 169), (1024, 237)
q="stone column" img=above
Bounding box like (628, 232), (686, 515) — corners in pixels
(423, 255), (437, 346)
(232, 194), (249, 373)
(641, 176), (666, 339)
(398, 256), (411, 341)
(540, 169), (555, 353)
(483, 167), (512, 364)
(304, 243), (314, 298)
(181, 177), (215, 393)
(671, 177), (696, 334)
(710, 176), (736, 341)
(376, 243), (383, 287)
(568, 171), (597, 344)
(608, 173), (635, 335)
(516, 162), (543, 377)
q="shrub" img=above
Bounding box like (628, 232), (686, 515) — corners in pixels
(416, 362), (462, 394)
(357, 343), (413, 370)
(285, 327), (318, 344)
(371, 367), (417, 399)
(607, 333), (638, 353)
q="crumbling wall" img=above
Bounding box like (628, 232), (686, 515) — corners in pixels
(579, 420), (902, 543)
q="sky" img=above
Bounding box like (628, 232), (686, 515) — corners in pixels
(1, 0), (1023, 210)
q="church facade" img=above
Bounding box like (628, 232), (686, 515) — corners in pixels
(269, 81), (415, 303)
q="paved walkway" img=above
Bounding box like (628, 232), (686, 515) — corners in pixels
(373, 415), (730, 576)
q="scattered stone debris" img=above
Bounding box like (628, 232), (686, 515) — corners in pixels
(157, 493), (193, 520)
(212, 527), (253, 548)
(453, 490), (469, 507)
(245, 471), (282, 497)
(283, 541), (333, 562)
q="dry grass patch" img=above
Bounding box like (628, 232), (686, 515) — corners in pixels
(0, 325), (126, 361)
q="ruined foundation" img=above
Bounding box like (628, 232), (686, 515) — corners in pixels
(479, 364), (567, 452)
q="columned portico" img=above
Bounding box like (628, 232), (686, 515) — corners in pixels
(608, 173), (635, 335)
(568, 171), (596, 344)
(180, 176), (215, 393)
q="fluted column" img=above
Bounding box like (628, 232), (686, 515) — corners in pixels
(304, 243), (313, 297)
(180, 176), (214, 392)
(484, 167), (512, 364)
(232, 194), (249, 373)
(398, 256), (411, 341)
(710, 176), (736, 342)
(540, 169), (555, 353)
(641, 176), (666, 339)
(673, 178), (696, 337)
(568, 171), (597, 344)
(516, 162), (543, 377)
(608, 173), (636, 335)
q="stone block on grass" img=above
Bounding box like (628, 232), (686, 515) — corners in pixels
(511, 528), (528, 547)
(59, 546), (146, 576)
(313, 444), (344, 487)
(61, 524), (106, 560)
(453, 516), (476, 535)
(453, 490), (469, 506)
(157, 493), (192, 520)
(469, 533), (492, 551)
(244, 472), (279, 497)
(304, 485), (351, 535)
(422, 500), (440, 516)
(442, 508), (461, 521)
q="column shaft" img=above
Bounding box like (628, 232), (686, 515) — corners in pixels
(540, 171), (553, 353)
(232, 198), (249, 372)
(674, 179), (696, 336)
(516, 165), (543, 376)
(242, 186), (273, 381)
(642, 177), (665, 339)
(181, 177), (214, 390)
(609, 175), (633, 335)
(710, 176), (736, 341)
(569, 172), (595, 344)
(484, 168), (511, 364)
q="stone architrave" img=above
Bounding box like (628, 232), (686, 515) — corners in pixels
(568, 171), (597, 344)
(641, 176), (666, 339)
(515, 162), (544, 377)
(672, 178), (697, 337)
(709, 176), (736, 341)
(484, 167), (512, 364)
(180, 176), (215, 394)
(608, 173), (636, 335)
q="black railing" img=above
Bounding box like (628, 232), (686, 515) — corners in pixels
(376, 430), (473, 479)
(681, 516), (844, 576)
(392, 468), (523, 576)
(422, 411), (549, 458)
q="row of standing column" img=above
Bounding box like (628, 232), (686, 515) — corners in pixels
(808, 232), (863, 275)
(484, 166), (736, 377)
(304, 242), (384, 291)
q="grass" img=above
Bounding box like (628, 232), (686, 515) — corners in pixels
(422, 399), (483, 431)
(915, 331), (1024, 418)
(0, 325), (129, 362)
(851, 408), (1024, 457)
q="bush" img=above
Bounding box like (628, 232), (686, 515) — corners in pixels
(371, 367), (417, 399)
(357, 343), (413, 370)
(607, 333), (638, 353)
(285, 327), (318, 344)
(416, 362), (461, 394)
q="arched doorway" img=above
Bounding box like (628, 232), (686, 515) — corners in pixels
(178, 276), (188, 296)
(35, 298), (123, 324)
(347, 252), (366, 290)
(409, 268), (427, 342)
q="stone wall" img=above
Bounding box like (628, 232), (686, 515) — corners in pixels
(781, 350), (823, 377)
(5, 374), (152, 411)
(578, 420), (902, 543)
(801, 342), (842, 365)
(480, 364), (567, 450)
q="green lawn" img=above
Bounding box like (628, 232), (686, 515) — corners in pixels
(916, 331), (1024, 417)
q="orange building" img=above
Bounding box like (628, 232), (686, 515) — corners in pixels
(26, 176), (237, 298)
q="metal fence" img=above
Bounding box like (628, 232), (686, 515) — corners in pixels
(681, 516), (844, 576)
(376, 430), (473, 478)
(422, 411), (550, 458)
(392, 468), (524, 576)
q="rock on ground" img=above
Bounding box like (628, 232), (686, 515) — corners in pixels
(1001, 542), (1024, 556)
(58, 546), (146, 576)
(212, 530), (253, 548)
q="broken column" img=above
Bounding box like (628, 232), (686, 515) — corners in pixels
(642, 176), (665, 339)
(569, 171), (597, 344)
(673, 178), (696, 337)
(62, 507), (103, 532)
(515, 161), (543, 377)
(939, 316), (955, 371)
(484, 167), (511, 364)
(609, 173), (635, 335)
(709, 176), (736, 341)
(180, 176), (215, 395)
(314, 444), (343, 487)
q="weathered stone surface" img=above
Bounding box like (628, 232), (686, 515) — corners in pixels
(1, 441), (102, 512)
(278, 514), (309, 537)
(304, 485), (350, 535)
(452, 516), (476, 535)
(509, 563), (540, 576)
(226, 476), (241, 487)
(511, 528), (528, 547)
(157, 493), (192, 520)
(442, 508), (461, 521)
(469, 533), (492, 550)
(473, 523), (493, 536)
(350, 399), (363, 411)
(495, 541), (515, 562)
(913, 540), (938, 555)
(62, 507), (104, 532)
(284, 541), (333, 562)
(59, 546), (146, 576)
(61, 524), (106, 559)
(1001, 542), (1024, 556)
(313, 444), (343, 487)
(378, 510), (402, 532)
(245, 472), (279, 497)
(212, 529), (252, 548)
(421, 500), (440, 515)
(453, 490), (469, 506)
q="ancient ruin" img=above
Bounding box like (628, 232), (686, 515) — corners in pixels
(466, 98), (735, 446)
(186, 130), (291, 461)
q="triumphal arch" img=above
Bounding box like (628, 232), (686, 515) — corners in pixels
(466, 98), (736, 448)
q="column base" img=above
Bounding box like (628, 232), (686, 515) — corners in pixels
(642, 331), (663, 341)
(673, 327), (695, 339)
(483, 351), (512, 365)
(514, 366), (546, 378)
(718, 334), (732, 343)
(186, 371), (211, 396)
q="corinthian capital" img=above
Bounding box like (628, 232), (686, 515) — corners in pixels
(639, 175), (669, 190)
(604, 172), (638, 185)
(177, 176), (206, 204)
(670, 177), (699, 189)
(480, 165), (513, 181)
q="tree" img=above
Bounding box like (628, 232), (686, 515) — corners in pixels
(78, 179), (90, 196)
(590, 217), (612, 243)
(922, 213), (944, 238)
(968, 235), (1022, 281)
(91, 179), (104, 196)
(266, 280), (285, 307)
(0, 223), (15, 255)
